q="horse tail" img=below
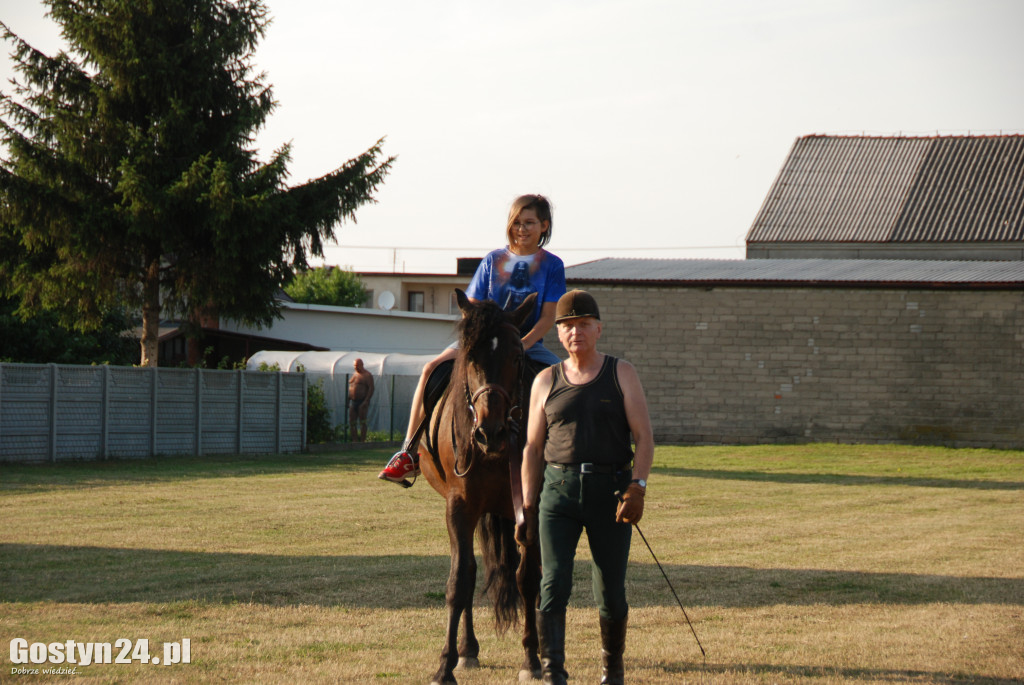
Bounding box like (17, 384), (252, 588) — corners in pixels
(477, 511), (522, 634)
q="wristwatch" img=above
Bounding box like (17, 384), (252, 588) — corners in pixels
(631, 478), (647, 488)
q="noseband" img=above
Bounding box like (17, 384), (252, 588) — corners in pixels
(465, 382), (521, 427)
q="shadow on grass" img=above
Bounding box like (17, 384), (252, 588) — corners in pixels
(658, 467), (1024, 491)
(662, 660), (1022, 685)
(0, 449), (393, 491)
(6, 453), (1021, 492)
(2, 544), (1021, 609)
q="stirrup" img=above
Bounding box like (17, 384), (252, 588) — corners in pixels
(402, 447), (420, 488)
(379, 448), (420, 488)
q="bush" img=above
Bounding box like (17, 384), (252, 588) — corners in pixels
(305, 378), (334, 444)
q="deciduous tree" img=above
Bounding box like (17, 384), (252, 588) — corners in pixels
(284, 266), (368, 308)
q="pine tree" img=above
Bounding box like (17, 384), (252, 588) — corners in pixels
(0, 0), (393, 365)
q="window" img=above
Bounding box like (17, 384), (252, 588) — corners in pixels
(408, 291), (424, 313)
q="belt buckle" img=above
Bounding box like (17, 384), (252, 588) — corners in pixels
(580, 463), (595, 474)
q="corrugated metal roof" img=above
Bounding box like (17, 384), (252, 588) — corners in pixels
(893, 136), (1024, 241)
(566, 257), (1024, 286)
(747, 135), (1024, 244)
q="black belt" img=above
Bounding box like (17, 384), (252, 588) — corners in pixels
(547, 462), (630, 474)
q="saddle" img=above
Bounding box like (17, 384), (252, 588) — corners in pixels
(424, 359), (455, 419)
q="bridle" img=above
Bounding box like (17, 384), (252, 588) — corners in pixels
(453, 323), (525, 478)
(465, 382), (521, 430)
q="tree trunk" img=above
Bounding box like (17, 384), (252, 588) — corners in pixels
(185, 303), (218, 367)
(139, 256), (161, 367)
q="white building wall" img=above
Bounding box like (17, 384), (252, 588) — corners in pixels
(220, 302), (460, 355)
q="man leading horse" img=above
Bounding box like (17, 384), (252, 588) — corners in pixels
(518, 289), (655, 685)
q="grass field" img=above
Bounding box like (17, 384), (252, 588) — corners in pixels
(1, 444), (1022, 684)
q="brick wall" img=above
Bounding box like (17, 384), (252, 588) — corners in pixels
(543, 284), (1024, 449)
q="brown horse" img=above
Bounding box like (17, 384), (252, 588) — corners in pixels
(418, 289), (542, 685)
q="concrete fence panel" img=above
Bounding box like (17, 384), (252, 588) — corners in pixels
(0, 363), (307, 463)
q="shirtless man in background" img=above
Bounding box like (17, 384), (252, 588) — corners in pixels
(348, 358), (374, 442)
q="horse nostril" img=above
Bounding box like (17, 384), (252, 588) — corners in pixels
(474, 427), (487, 446)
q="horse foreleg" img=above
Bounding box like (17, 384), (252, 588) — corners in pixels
(431, 500), (478, 685)
(457, 604), (480, 669)
(516, 540), (543, 681)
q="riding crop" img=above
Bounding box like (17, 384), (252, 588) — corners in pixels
(617, 492), (706, 660)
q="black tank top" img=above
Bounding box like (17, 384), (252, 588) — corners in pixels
(543, 355), (634, 466)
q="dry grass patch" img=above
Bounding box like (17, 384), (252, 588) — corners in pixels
(2, 444), (1022, 683)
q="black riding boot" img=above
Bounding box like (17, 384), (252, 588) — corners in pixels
(599, 613), (628, 685)
(537, 609), (568, 685)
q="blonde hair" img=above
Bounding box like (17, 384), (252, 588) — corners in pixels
(505, 194), (553, 249)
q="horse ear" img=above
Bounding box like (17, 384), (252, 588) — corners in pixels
(455, 288), (473, 316)
(511, 292), (538, 330)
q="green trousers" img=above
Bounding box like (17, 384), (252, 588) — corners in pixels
(537, 463), (633, 619)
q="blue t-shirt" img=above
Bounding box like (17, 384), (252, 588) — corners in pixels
(466, 248), (566, 333)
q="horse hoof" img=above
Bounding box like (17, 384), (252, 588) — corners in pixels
(519, 667), (542, 682)
(456, 656), (480, 670)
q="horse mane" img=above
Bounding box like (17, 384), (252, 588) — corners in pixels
(456, 299), (513, 361)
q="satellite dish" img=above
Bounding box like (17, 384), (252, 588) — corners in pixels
(378, 290), (395, 311)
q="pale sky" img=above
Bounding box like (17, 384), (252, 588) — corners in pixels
(3, 0), (1023, 274)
